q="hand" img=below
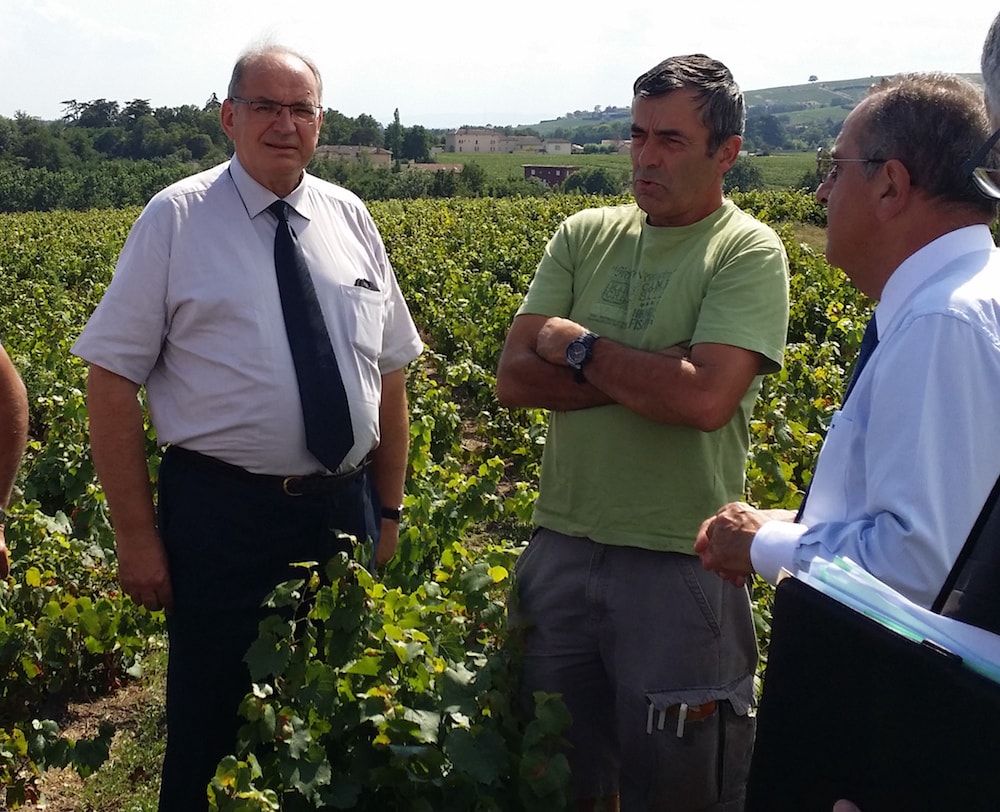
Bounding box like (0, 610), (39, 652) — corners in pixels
(693, 501), (765, 587)
(0, 527), (8, 579)
(375, 519), (399, 567)
(115, 528), (173, 613)
(535, 317), (588, 366)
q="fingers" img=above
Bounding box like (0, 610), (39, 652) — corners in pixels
(374, 523), (399, 568)
(131, 592), (168, 612)
(127, 589), (171, 613)
(718, 571), (747, 588)
(693, 516), (713, 554)
(120, 573), (173, 613)
(695, 512), (750, 587)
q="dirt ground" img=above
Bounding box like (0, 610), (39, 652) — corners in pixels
(19, 681), (154, 812)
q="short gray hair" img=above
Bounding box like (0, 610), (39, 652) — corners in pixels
(227, 44), (323, 103)
(983, 12), (1000, 126)
(855, 73), (996, 216)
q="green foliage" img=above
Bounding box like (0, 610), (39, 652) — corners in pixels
(724, 157), (765, 193)
(208, 548), (569, 811)
(0, 718), (116, 807)
(0, 209), (164, 806)
(0, 191), (870, 806)
(562, 166), (628, 195)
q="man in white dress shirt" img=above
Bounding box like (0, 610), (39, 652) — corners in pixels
(694, 72), (1000, 609)
(73, 45), (422, 810)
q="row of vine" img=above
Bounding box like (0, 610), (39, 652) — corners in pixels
(0, 191), (867, 808)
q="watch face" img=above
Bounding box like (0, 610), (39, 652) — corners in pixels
(567, 341), (588, 365)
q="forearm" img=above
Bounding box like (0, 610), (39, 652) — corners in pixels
(86, 365), (157, 537)
(0, 347), (28, 507)
(584, 340), (732, 430)
(496, 345), (614, 410)
(370, 368), (411, 565)
(496, 313), (614, 411)
(87, 364), (172, 611)
(370, 369), (410, 509)
(531, 316), (762, 430)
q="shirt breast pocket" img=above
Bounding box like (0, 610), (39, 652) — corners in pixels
(336, 285), (385, 361)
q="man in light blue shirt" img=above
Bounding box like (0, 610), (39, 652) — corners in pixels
(695, 72), (1000, 609)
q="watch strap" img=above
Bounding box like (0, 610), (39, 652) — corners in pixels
(568, 331), (600, 381)
(381, 505), (402, 522)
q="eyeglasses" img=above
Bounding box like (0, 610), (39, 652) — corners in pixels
(816, 150), (887, 183)
(230, 97), (321, 125)
(961, 127), (1000, 201)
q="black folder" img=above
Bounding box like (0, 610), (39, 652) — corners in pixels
(933, 471), (1000, 635)
(745, 576), (1000, 812)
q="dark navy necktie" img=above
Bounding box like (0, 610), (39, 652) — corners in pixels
(795, 316), (879, 521)
(842, 316), (879, 405)
(269, 200), (354, 471)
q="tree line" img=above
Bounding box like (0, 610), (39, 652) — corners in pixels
(0, 96), (785, 212)
(9, 96), (440, 169)
(544, 110), (843, 155)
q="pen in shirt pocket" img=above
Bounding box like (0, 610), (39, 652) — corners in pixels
(354, 278), (378, 291)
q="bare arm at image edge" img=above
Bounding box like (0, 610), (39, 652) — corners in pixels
(0, 345), (28, 579)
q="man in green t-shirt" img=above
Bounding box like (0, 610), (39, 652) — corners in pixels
(497, 54), (789, 812)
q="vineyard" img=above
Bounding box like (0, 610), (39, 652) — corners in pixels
(0, 191), (870, 809)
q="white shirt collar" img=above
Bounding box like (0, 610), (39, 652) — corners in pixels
(228, 154), (311, 221)
(875, 224), (996, 336)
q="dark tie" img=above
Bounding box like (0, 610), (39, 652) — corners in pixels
(795, 316), (879, 521)
(842, 316), (879, 404)
(269, 200), (354, 471)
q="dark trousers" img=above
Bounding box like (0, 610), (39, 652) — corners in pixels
(155, 446), (379, 812)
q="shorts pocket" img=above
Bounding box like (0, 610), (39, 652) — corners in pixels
(636, 686), (755, 810)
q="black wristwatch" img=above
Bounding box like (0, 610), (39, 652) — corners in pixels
(381, 505), (402, 522)
(566, 331), (600, 382)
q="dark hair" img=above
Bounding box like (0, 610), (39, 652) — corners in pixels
(227, 44), (323, 103)
(858, 73), (996, 216)
(633, 54), (745, 153)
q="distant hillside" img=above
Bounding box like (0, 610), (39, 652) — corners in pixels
(532, 73), (984, 135)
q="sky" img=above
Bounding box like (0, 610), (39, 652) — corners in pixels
(2, 0), (995, 130)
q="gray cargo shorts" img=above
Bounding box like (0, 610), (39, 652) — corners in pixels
(508, 528), (758, 811)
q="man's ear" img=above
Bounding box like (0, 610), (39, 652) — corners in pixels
(220, 99), (236, 141)
(717, 134), (743, 173)
(875, 158), (912, 220)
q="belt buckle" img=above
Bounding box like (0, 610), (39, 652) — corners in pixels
(282, 476), (304, 497)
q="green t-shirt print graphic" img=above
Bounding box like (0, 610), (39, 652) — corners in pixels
(591, 264), (674, 331)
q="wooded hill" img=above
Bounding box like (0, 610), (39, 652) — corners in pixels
(534, 73), (985, 150)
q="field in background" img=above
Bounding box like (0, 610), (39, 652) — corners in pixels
(430, 150), (821, 191)
(3, 190), (864, 809)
